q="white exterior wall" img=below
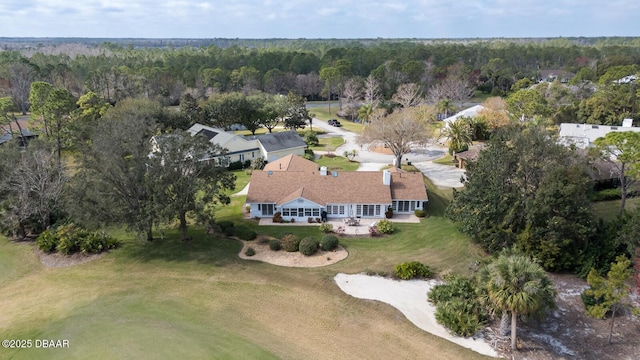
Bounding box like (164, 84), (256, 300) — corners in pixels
(278, 198), (324, 221)
(262, 146), (306, 162)
(559, 123), (640, 149)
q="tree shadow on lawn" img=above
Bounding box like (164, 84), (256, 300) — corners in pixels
(120, 228), (244, 266)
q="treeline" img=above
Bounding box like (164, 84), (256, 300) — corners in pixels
(1, 38), (640, 111)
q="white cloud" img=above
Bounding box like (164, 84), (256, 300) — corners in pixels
(0, 0), (638, 38)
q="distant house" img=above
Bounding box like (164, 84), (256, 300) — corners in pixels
(443, 105), (486, 128)
(185, 123), (306, 165)
(249, 131), (306, 162)
(453, 147), (483, 169)
(538, 70), (575, 83)
(0, 120), (38, 147)
(246, 155), (428, 221)
(559, 120), (640, 149)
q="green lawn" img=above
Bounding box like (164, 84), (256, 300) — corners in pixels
(0, 166), (489, 359)
(310, 136), (344, 152)
(310, 106), (363, 134)
(433, 153), (457, 167)
(591, 197), (640, 221)
(315, 155), (359, 172)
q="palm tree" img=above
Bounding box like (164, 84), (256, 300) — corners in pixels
(441, 120), (472, 154)
(357, 103), (374, 129)
(437, 99), (456, 119)
(479, 254), (556, 351)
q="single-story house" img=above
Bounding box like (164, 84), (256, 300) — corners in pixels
(0, 120), (38, 147)
(443, 105), (486, 128)
(559, 120), (640, 149)
(453, 147), (483, 169)
(248, 131), (306, 162)
(246, 155), (428, 221)
(186, 123), (306, 165)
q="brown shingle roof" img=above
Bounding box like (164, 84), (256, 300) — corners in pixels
(247, 160), (428, 205)
(263, 154), (318, 172)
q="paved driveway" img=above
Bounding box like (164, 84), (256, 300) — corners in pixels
(312, 118), (465, 187)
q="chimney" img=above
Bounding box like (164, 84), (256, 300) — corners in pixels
(320, 166), (327, 176)
(383, 169), (391, 186)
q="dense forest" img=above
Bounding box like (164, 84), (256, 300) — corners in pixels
(1, 37), (639, 113)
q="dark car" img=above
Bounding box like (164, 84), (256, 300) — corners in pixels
(328, 119), (342, 127)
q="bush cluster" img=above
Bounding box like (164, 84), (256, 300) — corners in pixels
(299, 237), (319, 256)
(377, 219), (394, 234)
(590, 188), (622, 201)
(319, 223), (333, 233)
(394, 261), (433, 280)
(245, 247), (256, 256)
(281, 234), (300, 252)
(272, 212), (283, 223)
(218, 221), (234, 232)
(414, 209), (427, 218)
(269, 239), (281, 251)
(36, 223), (120, 255)
(429, 276), (487, 337)
(303, 149), (315, 161)
(320, 235), (339, 251)
(235, 226), (257, 240)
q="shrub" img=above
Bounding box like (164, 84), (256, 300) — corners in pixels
(308, 217), (314, 223)
(269, 239), (281, 251)
(228, 160), (244, 170)
(245, 247), (256, 256)
(319, 223), (334, 234)
(217, 221), (234, 232)
(303, 149), (315, 161)
(429, 276), (487, 337)
(235, 226), (257, 240)
(272, 212), (283, 223)
(385, 207), (393, 218)
(315, 217), (322, 223)
(281, 234), (300, 252)
(36, 229), (58, 253)
(299, 237), (319, 256)
(377, 219), (394, 234)
(290, 218), (295, 223)
(369, 226), (379, 236)
(320, 235), (339, 251)
(394, 261), (433, 280)
(223, 227), (235, 237)
(590, 188), (622, 201)
(36, 224), (119, 255)
(414, 209), (427, 218)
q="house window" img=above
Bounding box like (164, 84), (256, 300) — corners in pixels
(305, 208), (312, 216)
(312, 209), (320, 217)
(252, 152), (255, 158)
(239, 154), (245, 162)
(290, 208), (297, 217)
(375, 205), (381, 216)
(393, 201), (415, 213)
(261, 204), (274, 216)
(282, 208), (290, 216)
(298, 208), (304, 216)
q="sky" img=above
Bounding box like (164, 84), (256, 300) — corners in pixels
(0, 0), (639, 39)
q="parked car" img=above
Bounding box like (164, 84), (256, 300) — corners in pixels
(328, 119), (342, 127)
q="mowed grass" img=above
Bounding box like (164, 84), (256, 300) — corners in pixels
(310, 136), (344, 152)
(591, 197), (640, 220)
(0, 172), (489, 359)
(315, 155), (359, 172)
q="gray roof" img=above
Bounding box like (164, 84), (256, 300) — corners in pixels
(251, 131), (306, 152)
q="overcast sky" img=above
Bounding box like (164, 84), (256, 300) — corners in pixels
(1, 0), (638, 39)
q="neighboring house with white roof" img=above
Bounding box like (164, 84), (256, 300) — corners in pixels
(246, 155), (428, 221)
(185, 123), (306, 165)
(443, 105), (486, 128)
(559, 119), (640, 149)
